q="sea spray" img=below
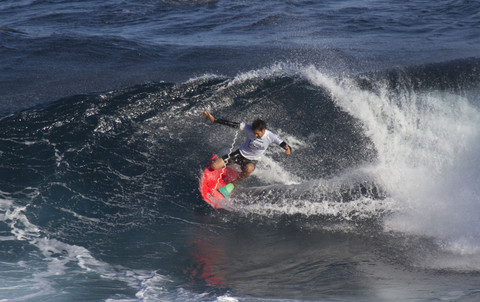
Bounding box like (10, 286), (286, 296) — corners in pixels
(303, 66), (480, 265)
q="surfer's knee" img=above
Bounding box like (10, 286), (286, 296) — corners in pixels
(210, 158), (225, 170)
(243, 163), (255, 175)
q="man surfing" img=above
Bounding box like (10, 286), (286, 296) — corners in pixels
(202, 111), (291, 197)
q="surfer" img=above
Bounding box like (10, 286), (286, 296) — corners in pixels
(202, 111), (291, 196)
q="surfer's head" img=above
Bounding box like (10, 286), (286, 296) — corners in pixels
(252, 119), (266, 138)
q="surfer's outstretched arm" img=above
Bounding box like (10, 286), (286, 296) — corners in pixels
(202, 111), (240, 128)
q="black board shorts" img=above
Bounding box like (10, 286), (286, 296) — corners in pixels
(222, 149), (257, 168)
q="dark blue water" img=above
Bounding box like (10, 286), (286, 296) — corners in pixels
(1, 1), (480, 301)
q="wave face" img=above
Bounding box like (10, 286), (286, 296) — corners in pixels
(1, 59), (480, 300)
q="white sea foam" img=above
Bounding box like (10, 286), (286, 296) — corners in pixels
(255, 155), (301, 186)
(0, 197), (175, 301)
(230, 163), (396, 222)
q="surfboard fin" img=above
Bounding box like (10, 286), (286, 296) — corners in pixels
(218, 183), (235, 197)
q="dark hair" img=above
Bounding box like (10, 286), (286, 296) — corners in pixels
(252, 119), (266, 131)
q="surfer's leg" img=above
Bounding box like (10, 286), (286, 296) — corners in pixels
(234, 163), (255, 184)
(211, 149), (240, 170)
(210, 157), (226, 170)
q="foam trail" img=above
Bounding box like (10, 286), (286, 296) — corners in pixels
(231, 165), (395, 221)
(302, 66), (480, 266)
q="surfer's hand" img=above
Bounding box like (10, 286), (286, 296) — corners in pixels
(203, 111), (215, 123)
(285, 145), (291, 155)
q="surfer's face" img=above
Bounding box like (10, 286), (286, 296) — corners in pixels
(253, 129), (266, 138)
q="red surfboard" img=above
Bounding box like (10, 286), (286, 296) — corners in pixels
(200, 155), (238, 209)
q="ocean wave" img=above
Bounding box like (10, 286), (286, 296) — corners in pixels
(2, 60), (480, 300)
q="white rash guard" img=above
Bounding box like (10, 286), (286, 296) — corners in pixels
(213, 118), (289, 160)
(238, 123), (283, 160)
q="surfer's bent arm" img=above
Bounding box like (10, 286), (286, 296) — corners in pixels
(280, 141), (292, 155)
(269, 130), (291, 155)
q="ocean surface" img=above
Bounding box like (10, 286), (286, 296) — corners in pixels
(1, 0), (480, 301)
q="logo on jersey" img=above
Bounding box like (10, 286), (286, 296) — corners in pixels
(248, 138), (264, 151)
